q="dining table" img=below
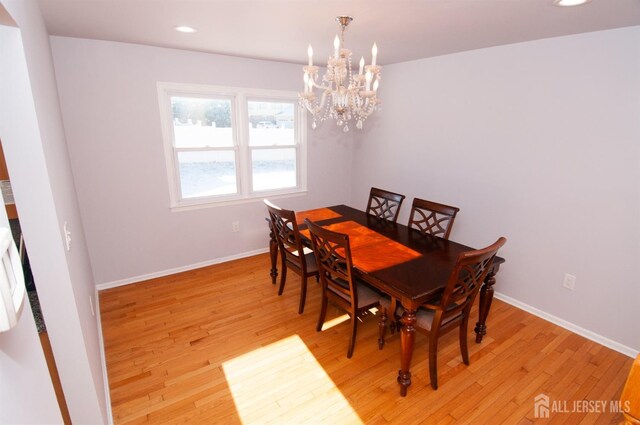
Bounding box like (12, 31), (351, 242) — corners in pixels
(267, 204), (505, 396)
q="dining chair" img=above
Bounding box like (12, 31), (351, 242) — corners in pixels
(408, 197), (460, 240)
(391, 237), (506, 389)
(388, 197), (462, 329)
(621, 354), (640, 425)
(305, 218), (390, 358)
(264, 200), (319, 314)
(366, 187), (406, 223)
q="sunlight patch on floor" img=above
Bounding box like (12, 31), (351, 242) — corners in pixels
(320, 307), (381, 331)
(321, 313), (351, 331)
(222, 334), (363, 424)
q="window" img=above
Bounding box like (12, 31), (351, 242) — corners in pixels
(157, 83), (306, 209)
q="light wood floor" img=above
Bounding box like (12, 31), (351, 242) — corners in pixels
(100, 253), (633, 424)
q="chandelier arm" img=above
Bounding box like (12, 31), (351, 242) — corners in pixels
(308, 80), (331, 91)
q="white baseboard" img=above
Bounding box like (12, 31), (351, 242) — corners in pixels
(94, 287), (113, 425)
(494, 292), (638, 359)
(95, 247), (270, 291)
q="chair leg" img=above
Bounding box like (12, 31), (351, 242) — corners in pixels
(347, 313), (358, 359)
(429, 331), (440, 390)
(378, 307), (388, 349)
(460, 314), (470, 365)
(316, 294), (328, 332)
(298, 275), (307, 314)
(277, 259), (287, 296)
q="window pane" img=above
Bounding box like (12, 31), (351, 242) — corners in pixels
(248, 101), (295, 146)
(171, 97), (233, 147)
(178, 151), (237, 198)
(251, 148), (296, 191)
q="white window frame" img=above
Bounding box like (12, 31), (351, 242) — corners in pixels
(157, 82), (307, 210)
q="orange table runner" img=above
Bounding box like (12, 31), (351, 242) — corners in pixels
(295, 207), (342, 224)
(301, 220), (421, 273)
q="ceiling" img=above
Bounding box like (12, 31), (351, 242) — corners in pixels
(37, 0), (640, 66)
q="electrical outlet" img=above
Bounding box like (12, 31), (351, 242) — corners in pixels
(89, 296), (95, 316)
(563, 273), (576, 290)
(232, 221), (240, 232)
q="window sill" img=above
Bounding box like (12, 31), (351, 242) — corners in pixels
(169, 189), (309, 212)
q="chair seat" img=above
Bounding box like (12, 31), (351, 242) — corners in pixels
(415, 308), (460, 331)
(397, 304), (461, 331)
(328, 278), (385, 308)
(303, 252), (318, 274)
(285, 250), (318, 274)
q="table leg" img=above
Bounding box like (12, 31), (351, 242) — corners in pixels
(397, 307), (417, 396)
(267, 219), (278, 285)
(474, 269), (496, 343)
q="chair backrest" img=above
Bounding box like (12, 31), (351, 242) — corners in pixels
(621, 354), (640, 425)
(264, 200), (305, 267)
(408, 198), (460, 240)
(366, 187), (406, 223)
(439, 237), (506, 317)
(305, 219), (357, 308)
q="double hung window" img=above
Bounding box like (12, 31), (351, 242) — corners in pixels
(158, 83), (306, 209)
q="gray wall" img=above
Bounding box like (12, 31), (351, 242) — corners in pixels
(351, 27), (640, 353)
(50, 37), (353, 286)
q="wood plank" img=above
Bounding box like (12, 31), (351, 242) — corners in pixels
(100, 253), (633, 424)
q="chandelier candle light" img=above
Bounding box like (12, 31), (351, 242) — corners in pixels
(299, 16), (381, 132)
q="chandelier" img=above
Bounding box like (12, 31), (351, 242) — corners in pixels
(299, 16), (381, 132)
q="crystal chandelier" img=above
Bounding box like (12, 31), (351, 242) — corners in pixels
(299, 16), (381, 132)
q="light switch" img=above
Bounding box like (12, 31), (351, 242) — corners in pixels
(63, 221), (71, 251)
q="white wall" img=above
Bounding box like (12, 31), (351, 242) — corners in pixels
(351, 27), (640, 353)
(50, 37), (352, 285)
(0, 1), (107, 423)
(0, 22), (63, 425)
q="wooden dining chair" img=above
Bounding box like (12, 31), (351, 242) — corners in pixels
(366, 187), (406, 223)
(408, 197), (460, 240)
(621, 354), (640, 425)
(264, 200), (319, 314)
(387, 197), (462, 331)
(305, 219), (389, 358)
(391, 237), (506, 389)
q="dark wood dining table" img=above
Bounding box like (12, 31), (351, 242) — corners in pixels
(267, 204), (505, 396)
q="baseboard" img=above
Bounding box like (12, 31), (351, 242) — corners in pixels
(95, 247), (270, 291)
(94, 288), (113, 425)
(494, 292), (639, 358)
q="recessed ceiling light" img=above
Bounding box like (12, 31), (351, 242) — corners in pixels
(553, 0), (591, 6)
(174, 26), (197, 33)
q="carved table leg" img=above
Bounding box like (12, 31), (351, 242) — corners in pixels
(475, 269), (496, 343)
(266, 218), (278, 285)
(397, 307), (417, 396)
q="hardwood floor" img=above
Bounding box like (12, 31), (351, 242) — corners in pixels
(100, 253), (633, 424)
